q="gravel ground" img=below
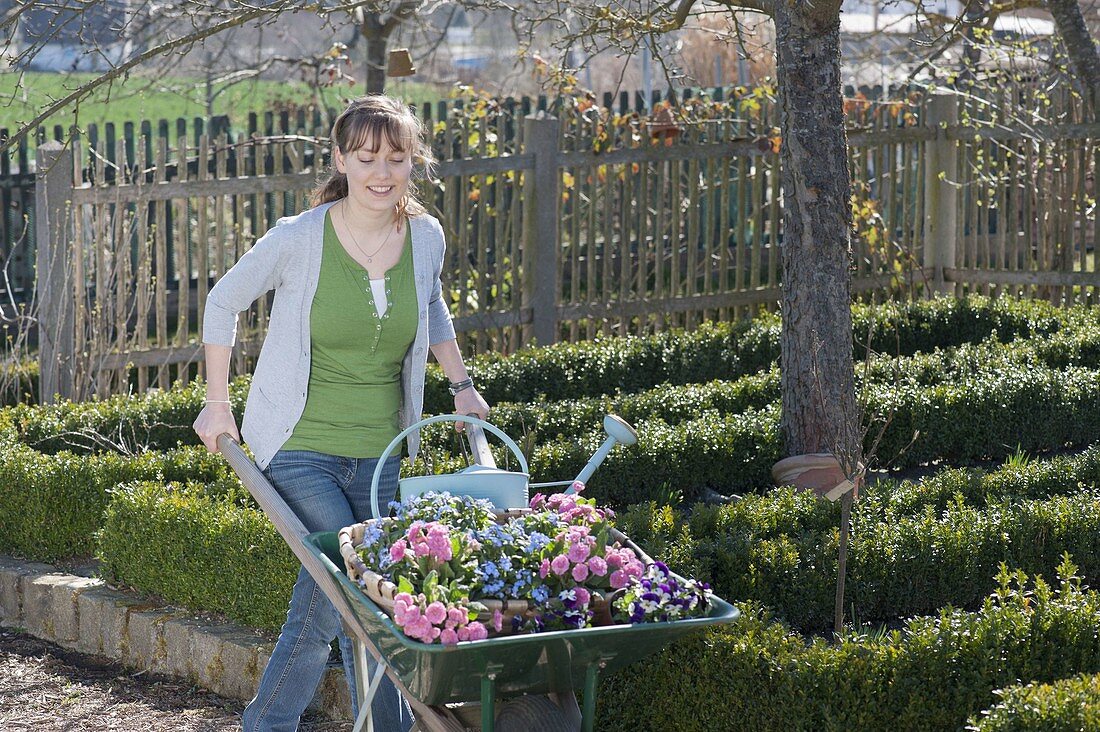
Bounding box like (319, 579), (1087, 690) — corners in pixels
(0, 628), (350, 731)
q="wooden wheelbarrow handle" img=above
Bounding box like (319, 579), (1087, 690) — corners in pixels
(215, 434), (374, 646)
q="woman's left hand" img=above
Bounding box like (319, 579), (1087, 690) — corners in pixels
(454, 387), (490, 429)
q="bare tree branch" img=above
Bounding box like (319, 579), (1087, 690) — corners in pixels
(0, 0), (378, 151)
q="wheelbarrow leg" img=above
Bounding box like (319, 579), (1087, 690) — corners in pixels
(352, 636), (389, 732)
(480, 673), (497, 732)
(580, 662), (601, 732)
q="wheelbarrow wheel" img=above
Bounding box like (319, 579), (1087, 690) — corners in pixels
(494, 694), (576, 731)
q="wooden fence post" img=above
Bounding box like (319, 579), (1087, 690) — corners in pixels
(922, 92), (959, 295)
(522, 114), (561, 346)
(35, 141), (75, 404)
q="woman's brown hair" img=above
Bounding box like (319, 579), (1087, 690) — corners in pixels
(311, 95), (434, 219)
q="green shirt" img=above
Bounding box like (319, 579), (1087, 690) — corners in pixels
(282, 213), (417, 457)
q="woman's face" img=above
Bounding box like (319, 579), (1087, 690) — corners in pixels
(335, 133), (414, 217)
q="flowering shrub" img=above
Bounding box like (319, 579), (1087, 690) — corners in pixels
(352, 485), (709, 644)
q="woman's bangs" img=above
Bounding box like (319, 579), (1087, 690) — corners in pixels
(343, 115), (414, 155)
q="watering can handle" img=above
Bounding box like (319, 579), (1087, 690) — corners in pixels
(369, 414), (529, 520)
(463, 415), (496, 468)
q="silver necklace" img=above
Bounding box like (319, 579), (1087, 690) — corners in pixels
(341, 199), (396, 264)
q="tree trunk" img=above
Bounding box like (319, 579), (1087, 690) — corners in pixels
(1047, 0), (1100, 116)
(773, 3), (859, 463)
(360, 14), (389, 94)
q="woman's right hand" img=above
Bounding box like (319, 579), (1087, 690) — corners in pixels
(193, 403), (240, 453)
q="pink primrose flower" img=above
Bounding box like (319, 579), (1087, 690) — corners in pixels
(492, 610), (503, 633)
(573, 587), (591, 606)
(587, 556), (608, 576)
(529, 493), (546, 510)
(609, 569), (630, 589)
(448, 607), (468, 626)
(550, 554), (570, 576)
(567, 541), (591, 563)
(425, 602), (447, 625)
(457, 626), (470, 642)
(571, 563), (590, 582)
(539, 558), (551, 578)
(467, 622), (489, 641)
(426, 524), (453, 561)
(605, 550), (624, 569)
(440, 628), (460, 645)
(411, 618), (440, 643)
(389, 539), (408, 562)
(570, 480), (586, 494)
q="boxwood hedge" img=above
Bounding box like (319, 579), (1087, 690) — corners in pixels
(598, 561), (1100, 731)
(618, 447), (1100, 630)
(97, 480), (297, 630)
(969, 673), (1100, 731)
(0, 442), (238, 562)
(423, 294), (1078, 412)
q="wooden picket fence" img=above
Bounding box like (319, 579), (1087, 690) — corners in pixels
(30, 89), (1100, 403)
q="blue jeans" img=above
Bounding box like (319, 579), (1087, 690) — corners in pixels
(242, 450), (414, 732)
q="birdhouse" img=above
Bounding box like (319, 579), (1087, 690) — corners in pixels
(648, 106), (681, 139)
(387, 48), (416, 77)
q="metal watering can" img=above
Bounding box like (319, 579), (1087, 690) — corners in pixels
(369, 413), (638, 520)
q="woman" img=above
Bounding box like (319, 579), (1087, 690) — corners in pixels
(193, 95), (488, 732)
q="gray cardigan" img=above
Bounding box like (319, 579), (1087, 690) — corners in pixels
(202, 202), (456, 469)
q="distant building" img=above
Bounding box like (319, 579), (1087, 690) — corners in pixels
(2, 0), (136, 72)
(839, 0), (1055, 89)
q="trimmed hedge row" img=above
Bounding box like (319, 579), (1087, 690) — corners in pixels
(864, 444), (1100, 519)
(3, 297), (1091, 463)
(9, 357), (1093, 553)
(93, 477), (1100, 730)
(97, 481), (296, 630)
(598, 562), (1100, 731)
(420, 323), (1100, 457)
(615, 442), (1100, 553)
(5, 377), (249, 456)
(0, 443), (238, 562)
(969, 673), (1100, 731)
(526, 405), (783, 505)
(513, 361), (1100, 505)
(619, 466), (1100, 630)
(423, 317), (780, 412)
(419, 370), (782, 449)
(869, 364), (1100, 467)
(423, 294), (1074, 412)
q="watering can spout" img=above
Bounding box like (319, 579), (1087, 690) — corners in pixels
(570, 415), (638, 491)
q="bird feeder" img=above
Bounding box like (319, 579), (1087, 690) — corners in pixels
(387, 48), (416, 77)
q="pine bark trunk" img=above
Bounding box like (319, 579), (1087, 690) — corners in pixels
(773, 3), (859, 462)
(1047, 0), (1100, 116)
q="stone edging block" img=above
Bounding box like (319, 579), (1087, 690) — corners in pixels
(0, 555), (350, 721)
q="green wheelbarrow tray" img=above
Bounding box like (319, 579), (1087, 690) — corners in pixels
(304, 530), (740, 707)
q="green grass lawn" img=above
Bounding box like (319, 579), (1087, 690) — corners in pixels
(1, 71), (446, 137)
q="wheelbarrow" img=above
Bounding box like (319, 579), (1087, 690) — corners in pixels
(217, 414), (739, 732)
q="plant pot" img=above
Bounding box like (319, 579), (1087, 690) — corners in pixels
(771, 453), (859, 501)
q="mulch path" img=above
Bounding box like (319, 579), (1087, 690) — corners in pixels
(0, 628), (349, 731)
